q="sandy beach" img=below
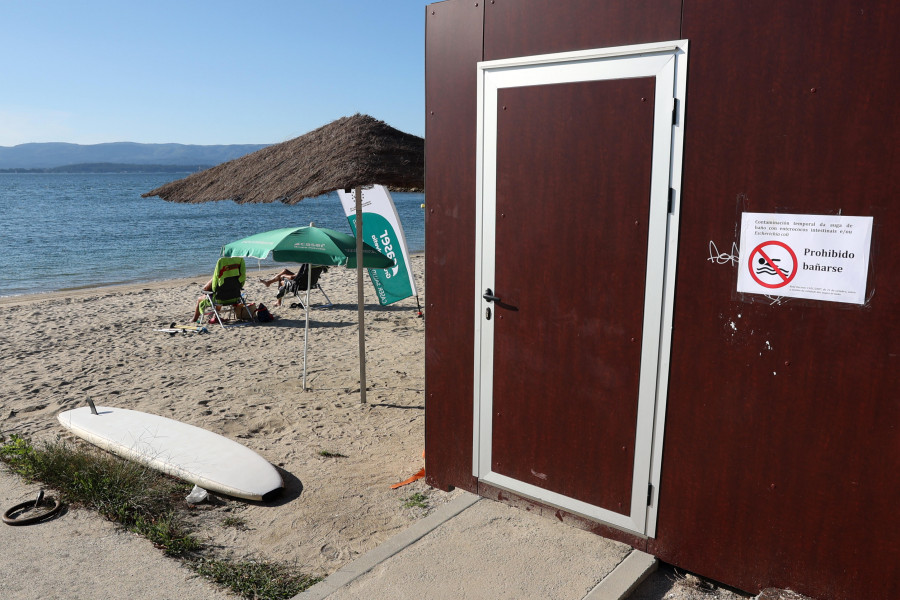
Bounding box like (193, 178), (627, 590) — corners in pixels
(0, 254), (458, 578)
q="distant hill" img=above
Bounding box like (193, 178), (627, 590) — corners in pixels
(0, 141), (269, 169)
(0, 163), (214, 174)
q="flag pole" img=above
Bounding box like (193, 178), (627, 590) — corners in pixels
(355, 186), (367, 403)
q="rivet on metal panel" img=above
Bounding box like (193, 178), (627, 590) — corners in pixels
(634, 220), (639, 225)
(784, 361), (791, 366)
(641, 97), (647, 102)
(502, 106), (507, 110)
(810, 88), (817, 93)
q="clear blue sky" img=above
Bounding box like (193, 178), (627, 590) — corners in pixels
(0, 0), (433, 146)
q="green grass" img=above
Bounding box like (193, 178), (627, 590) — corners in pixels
(0, 434), (321, 599)
(318, 450), (347, 458)
(222, 515), (247, 529)
(0, 434), (198, 555)
(191, 558), (321, 599)
(402, 492), (429, 510)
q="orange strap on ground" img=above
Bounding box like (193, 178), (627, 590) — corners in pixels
(391, 468), (425, 489)
(391, 450), (425, 489)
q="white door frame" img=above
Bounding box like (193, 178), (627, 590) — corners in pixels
(473, 40), (689, 537)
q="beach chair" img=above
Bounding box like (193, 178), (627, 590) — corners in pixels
(200, 256), (255, 329)
(278, 265), (333, 308)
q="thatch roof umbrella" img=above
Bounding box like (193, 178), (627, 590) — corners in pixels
(143, 114), (424, 403)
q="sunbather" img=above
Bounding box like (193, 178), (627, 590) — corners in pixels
(260, 265), (328, 307)
(191, 279), (214, 321)
(259, 265), (307, 288)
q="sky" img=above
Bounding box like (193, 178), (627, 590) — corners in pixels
(0, 0), (434, 146)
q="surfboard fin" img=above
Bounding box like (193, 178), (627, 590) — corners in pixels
(186, 485), (209, 504)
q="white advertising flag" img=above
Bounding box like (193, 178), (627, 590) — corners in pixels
(337, 185), (418, 305)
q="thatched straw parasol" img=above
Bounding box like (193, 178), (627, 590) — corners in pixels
(143, 113), (423, 204)
(143, 114), (424, 403)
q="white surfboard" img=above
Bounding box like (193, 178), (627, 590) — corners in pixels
(58, 405), (283, 501)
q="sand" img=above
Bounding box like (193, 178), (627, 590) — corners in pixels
(0, 254), (457, 578)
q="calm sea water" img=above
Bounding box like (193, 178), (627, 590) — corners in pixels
(0, 173), (425, 297)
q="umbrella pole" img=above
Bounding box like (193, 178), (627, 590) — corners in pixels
(356, 186), (367, 404)
(302, 262), (312, 391)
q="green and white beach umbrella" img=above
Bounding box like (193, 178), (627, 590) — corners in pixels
(222, 225), (394, 391)
(221, 226), (394, 269)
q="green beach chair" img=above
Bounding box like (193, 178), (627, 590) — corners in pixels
(199, 256), (254, 329)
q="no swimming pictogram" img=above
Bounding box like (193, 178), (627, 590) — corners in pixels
(748, 241), (797, 288)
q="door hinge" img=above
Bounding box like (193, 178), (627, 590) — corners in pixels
(647, 483), (654, 506)
(672, 98), (679, 126)
(668, 188), (676, 214)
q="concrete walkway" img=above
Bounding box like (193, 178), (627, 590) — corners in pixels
(0, 470), (231, 600)
(1, 467), (660, 600)
(294, 492), (658, 600)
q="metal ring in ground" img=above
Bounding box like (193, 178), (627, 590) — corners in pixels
(2, 497), (63, 526)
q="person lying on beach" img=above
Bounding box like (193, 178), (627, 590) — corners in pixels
(260, 265), (328, 307)
(259, 265), (309, 307)
(259, 266), (307, 289)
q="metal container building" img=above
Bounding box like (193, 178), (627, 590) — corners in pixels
(423, 2), (900, 598)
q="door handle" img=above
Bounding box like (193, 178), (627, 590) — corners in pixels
(483, 288), (501, 303)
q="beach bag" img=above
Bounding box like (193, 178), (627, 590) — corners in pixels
(236, 303), (256, 321)
(255, 303), (274, 323)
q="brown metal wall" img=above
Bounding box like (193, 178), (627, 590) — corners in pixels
(648, 3), (900, 599)
(424, 0), (483, 493)
(482, 0), (683, 61)
(424, 1), (900, 598)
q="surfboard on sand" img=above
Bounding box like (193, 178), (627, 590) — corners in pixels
(58, 405), (284, 501)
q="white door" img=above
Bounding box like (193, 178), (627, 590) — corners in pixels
(473, 40), (689, 536)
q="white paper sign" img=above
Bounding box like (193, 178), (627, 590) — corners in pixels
(737, 212), (873, 304)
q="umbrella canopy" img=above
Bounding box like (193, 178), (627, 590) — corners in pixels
(142, 114), (423, 204)
(221, 226), (394, 269)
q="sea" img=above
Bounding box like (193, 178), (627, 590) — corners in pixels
(0, 173), (425, 298)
